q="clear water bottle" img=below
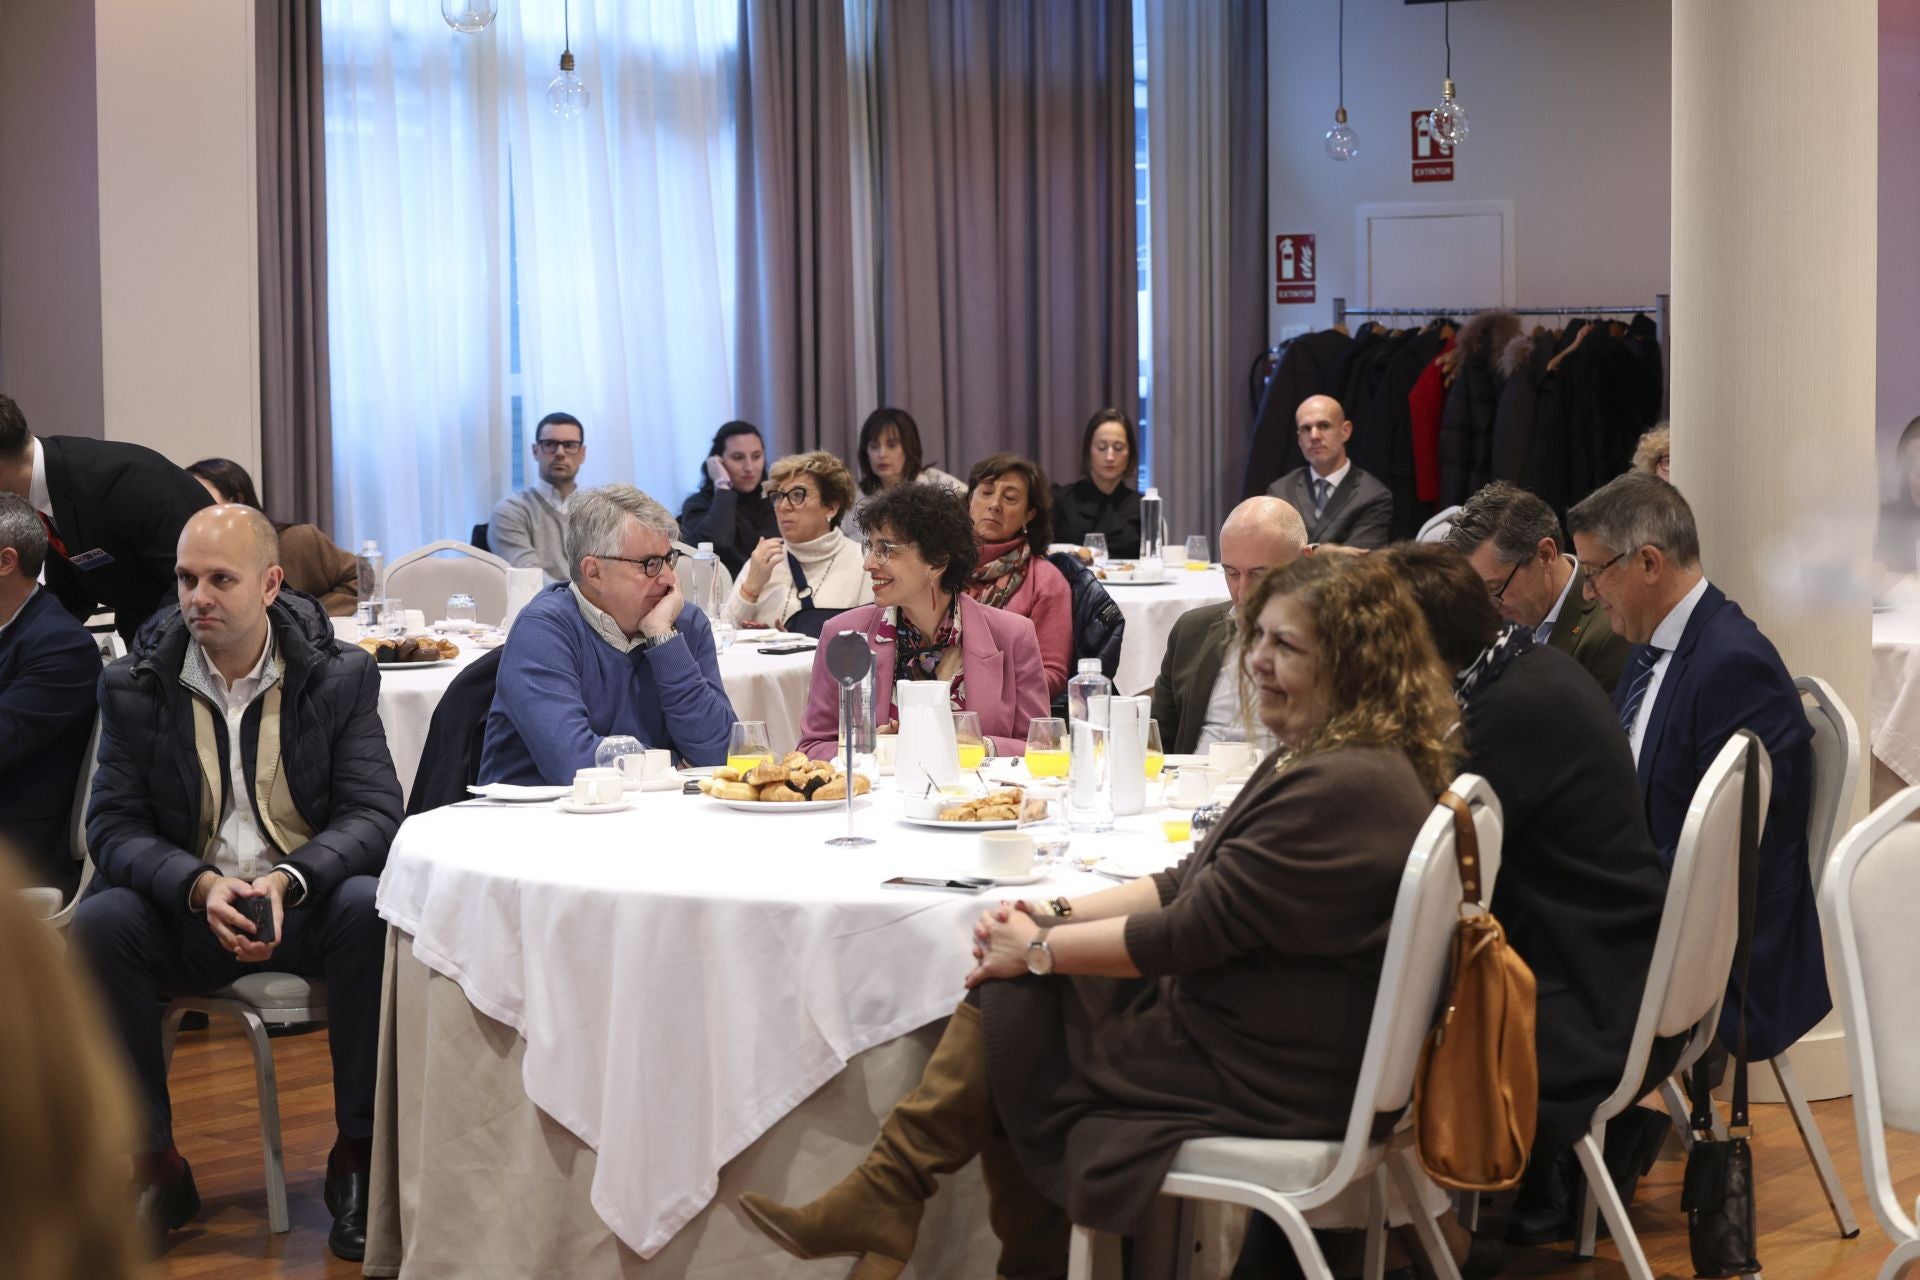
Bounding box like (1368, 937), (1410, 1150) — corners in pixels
(691, 541), (734, 652)
(1067, 658), (1112, 727)
(356, 540), (384, 603)
(1139, 488), (1163, 568)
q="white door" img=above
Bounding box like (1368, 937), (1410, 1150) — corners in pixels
(1354, 201), (1515, 315)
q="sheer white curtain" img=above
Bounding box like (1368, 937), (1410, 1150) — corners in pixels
(322, 0), (509, 556)
(495, 0), (738, 522)
(323, 0), (738, 554)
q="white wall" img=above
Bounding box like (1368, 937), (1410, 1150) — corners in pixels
(93, 0), (259, 471)
(1267, 0), (1671, 335)
(1881, 0), (1920, 483)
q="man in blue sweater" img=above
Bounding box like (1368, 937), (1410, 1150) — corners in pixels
(480, 484), (735, 782)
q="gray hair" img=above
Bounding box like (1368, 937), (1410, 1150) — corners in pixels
(564, 484), (679, 585)
(1565, 471), (1701, 568)
(0, 491), (48, 578)
(1444, 481), (1564, 565)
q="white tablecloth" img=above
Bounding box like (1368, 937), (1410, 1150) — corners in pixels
(1105, 570), (1232, 695)
(1872, 609), (1920, 784)
(373, 781), (1181, 1259)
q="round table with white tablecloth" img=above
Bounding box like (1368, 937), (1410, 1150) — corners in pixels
(1099, 568), (1231, 694)
(361, 776), (1186, 1276)
(1872, 608), (1920, 790)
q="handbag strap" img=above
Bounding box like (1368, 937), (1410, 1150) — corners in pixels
(1435, 792), (1482, 906)
(786, 550), (815, 606)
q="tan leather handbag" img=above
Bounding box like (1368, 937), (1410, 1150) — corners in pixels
(1412, 792), (1540, 1191)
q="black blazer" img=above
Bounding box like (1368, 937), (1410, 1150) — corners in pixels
(1267, 465), (1393, 549)
(40, 436), (213, 642)
(1050, 479), (1141, 560)
(0, 587), (101, 895)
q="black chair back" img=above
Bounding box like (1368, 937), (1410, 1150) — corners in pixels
(1046, 551), (1126, 716)
(405, 647), (506, 816)
(470, 522), (492, 553)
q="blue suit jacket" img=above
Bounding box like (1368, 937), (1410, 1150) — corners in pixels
(0, 587), (101, 892)
(1620, 583), (1829, 1060)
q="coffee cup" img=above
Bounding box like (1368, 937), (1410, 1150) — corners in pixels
(572, 767), (623, 806)
(1173, 765), (1221, 807)
(1207, 741), (1255, 779)
(978, 831), (1035, 880)
(617, 749), (672, 785)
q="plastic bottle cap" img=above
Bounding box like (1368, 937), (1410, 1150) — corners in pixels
(1143, 488), (1160, 500)
(1077, 659), (1103, 674)
(361, 540), (378, 552)
(697, 542), (714, 553)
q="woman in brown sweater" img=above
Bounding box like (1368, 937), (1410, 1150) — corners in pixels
(740, 554), (1460, 1279)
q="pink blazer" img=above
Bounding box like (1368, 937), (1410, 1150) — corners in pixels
(968, 554), (1073, 700)
(798, 593), (1052, 760)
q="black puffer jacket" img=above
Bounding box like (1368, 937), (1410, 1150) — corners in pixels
(1046, 552), (1126, 715)
(86, 589), (403, 913)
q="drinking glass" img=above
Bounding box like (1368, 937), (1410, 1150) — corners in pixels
(953, 711), (988, 771)
(1082, 533), (1108, 568)
(728, 721), (772, 775)
(1144, 719), (1165, 780)
(1184, 535), (1210, 571)
(380, 597), (406, 638)
(1024, 716), (1069, 779)
(594, 735), (645, 781)
(1017, 785), (1073, 867)
(445, 593), (478, 629)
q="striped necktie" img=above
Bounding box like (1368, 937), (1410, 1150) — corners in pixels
(1311, 478), (1329, 519)
(38, 511), (68, 559)
(1617, 644), (1664, 735)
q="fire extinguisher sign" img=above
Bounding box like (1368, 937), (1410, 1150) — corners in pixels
(1411, 110), (1455, 182)
(1275, 233), (1316, 304)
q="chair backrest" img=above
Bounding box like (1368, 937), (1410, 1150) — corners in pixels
(1046, 551), (1126, 713)
(1317, 774), (1503, 1194)
(383, 541), (512, 625)
(1416, 506), (1463, 544)
(404, 647), (506, 816)
(43, 711), (105, 928)
(675, 541), (735, 615)
(1796, 674), (1861, 889)
(1595, 731), (1765, 1122)
(1821, 786), (1920, 1248)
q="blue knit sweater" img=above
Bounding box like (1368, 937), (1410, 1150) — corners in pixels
(479, 585), (736, 784)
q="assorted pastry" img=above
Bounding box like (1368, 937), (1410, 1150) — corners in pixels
(698, 752), (872, 803)
(934, 787), (1045, 823)
(356, 635), (460, 664)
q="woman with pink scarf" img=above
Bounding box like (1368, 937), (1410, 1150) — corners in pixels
(964, 454), (1073, 700)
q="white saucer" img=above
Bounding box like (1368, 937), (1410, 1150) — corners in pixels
(956, 870), (1046, 886)
(559, 799), (633, 815)
(623, 773), (686, 793)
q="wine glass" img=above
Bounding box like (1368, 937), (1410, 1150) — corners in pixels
(1024, 716), (1069, 779)
(595, 735), (645, 787)
(1082, 533), (1108, 568)
(728, 721), (772, 775)
(1184, 535), (1210, 571)
(953, 711), (988, 771)
(1144, 719), (1165, 781)
(1017, 784), (1073, 867)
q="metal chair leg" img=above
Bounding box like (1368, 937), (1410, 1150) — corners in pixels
(1068, 1222), (1097, 1280)
(237, 1008), (291, 1234)
(159, 1005), (187, 1070)
(1771, 1055), (1862, 1238)
(1387, 1151), (1461, 1280)
(1660, 1076), (1696, 1150)
(1361, 1165), (1388, 1280)
(1576, 1120), (1604, 1259)
(1572, 1133), (1656, 1280)
(1878, 1235), (1920, 1280)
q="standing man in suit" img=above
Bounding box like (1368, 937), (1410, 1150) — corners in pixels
(1567, 472), (1829, 1064)
(1150, 496), (1308, 753)
(1446, 480), (1632, 693)
(0, 492), (102, 897)
(0, 393), (212, 642)
(1265, 395), (1393, 549)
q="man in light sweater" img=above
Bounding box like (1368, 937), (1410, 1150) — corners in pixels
(479, 484), (736, 782)
(488, 411), (585, 582)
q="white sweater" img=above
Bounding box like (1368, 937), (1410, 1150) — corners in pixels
(726, 527), (874, 627)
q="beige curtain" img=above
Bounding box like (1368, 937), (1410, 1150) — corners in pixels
(1145, 0), (1267, 542)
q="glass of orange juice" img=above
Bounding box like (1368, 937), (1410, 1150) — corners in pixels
(954, 711), (988, 771)
(1025, 716), (1069, 778)
(727, 720), (772, 775)
(1161, 816), (1192, 842)
(1144, 719), (1165, 779)
(1184, 535), (1210, 571)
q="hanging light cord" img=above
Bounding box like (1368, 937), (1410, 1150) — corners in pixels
(564, 0), (573, 55)
(1337, 0), (1345, 108)
(1444, 0), (1452, 79)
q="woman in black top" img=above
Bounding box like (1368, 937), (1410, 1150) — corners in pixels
(1049, 407), (1142, 558)
(678, 420), (778, 577)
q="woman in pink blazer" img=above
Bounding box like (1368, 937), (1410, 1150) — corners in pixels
(964, 453), (1073, 699)
(798, 483), (1051, 759)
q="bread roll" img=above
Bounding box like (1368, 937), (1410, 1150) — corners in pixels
(780, 751), (811, 771)
(760, 782), (807, 802)
(714, 766), (743, 783)
(712, 781), (759, 802)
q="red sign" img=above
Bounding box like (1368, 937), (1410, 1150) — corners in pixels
(1275, 233), (1316, 304)
(1410, 110), (1455, 183)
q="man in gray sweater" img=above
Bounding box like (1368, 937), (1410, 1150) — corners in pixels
(488, 411), (585, 582)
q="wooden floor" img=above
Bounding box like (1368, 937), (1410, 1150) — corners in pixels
(154, 1021), (1918, 1279)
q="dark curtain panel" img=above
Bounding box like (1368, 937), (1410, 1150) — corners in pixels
(256, 0), (333, 528)
(871, 0), (1137, 490)
(736, 0), (859, 458)
(1222, 0), (1269, 528)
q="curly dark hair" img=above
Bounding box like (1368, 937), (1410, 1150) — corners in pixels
(1237, 552), (1461, 799)
(856, 481), (978, 596)
(857, 407), (927, 495)
(692, 420), (764, 495)
(1382, 542), (1503, 672)
(966, 452), (1054, 554)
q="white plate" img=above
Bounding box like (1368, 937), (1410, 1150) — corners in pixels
(953, 869), (1045, 886)
(376, 655), (458, 669)
(467, 783), (571, 802)
(713, 796), (871, 813)
(898, 814), (1022, 831)
(1091, 853), (1183, 882)
(1097, 576), (1168, 587)
(559, 799), (633, 815)
(1162, 754), (1210, 769)
(624, 772), (688, 793)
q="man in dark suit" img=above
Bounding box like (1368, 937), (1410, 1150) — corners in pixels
(1150, 496), (1307, 753)
(0, 492), (101, 897)
(1265, 395), (1393, 549)
(0, 393), (212, 643)
(1568, 473), (1829, 1063)
(1446, 480), (1632, 693)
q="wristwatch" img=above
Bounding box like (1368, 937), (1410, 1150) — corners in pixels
(639, 628), (679, 651)
(1025, 935), (1056, 976)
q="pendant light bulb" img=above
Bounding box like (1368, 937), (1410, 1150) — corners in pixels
(440, 0), (498, 34)
(547, 49), (591, 120)
(1431, 78), (1469, 148)
(1324, 107), (1359, 162)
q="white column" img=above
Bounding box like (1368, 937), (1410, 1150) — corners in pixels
(1671, 1), (1875, 1101)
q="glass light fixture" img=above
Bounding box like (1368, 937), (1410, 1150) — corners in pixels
(1323, 0), (1358, 161)
(546, 0), (590, 120)
(441, 0), (498, 35)
(1430, 1), (1468, 149)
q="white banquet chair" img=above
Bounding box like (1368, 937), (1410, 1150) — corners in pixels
(1415, 506), (1462, 544)
(383, 540), (511, 625)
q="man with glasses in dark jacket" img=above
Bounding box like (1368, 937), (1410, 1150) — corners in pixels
(68, 504), (403, 1261)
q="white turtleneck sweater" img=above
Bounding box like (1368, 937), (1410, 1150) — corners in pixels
(727, 527), (873, 627)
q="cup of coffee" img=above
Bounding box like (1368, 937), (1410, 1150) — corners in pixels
(572, 767), (623, 806)
(1207, 741), (1255, 779)
(617, 749), (672, 785)
(978, 831), (1036, 880)
(1173, 765), (1221, 808)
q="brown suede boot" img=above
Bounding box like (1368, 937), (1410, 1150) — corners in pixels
(980, 1126), (1070, 1280)
(740, 1003), (992, 1277)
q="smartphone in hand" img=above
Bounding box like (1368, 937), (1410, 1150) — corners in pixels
(240, 895), (277, 944)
